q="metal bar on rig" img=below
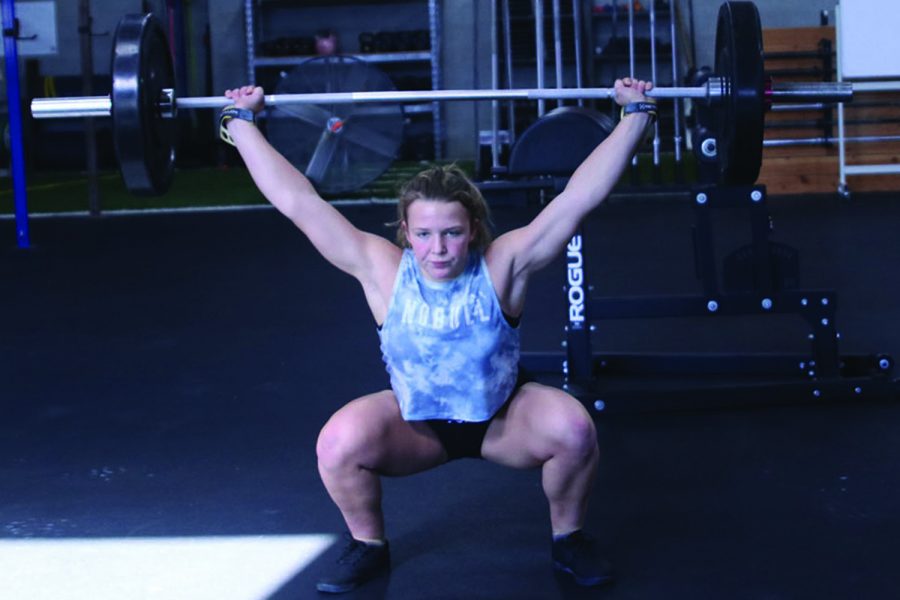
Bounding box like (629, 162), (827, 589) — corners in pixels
(533, 0), (546, 116)
(572, 0), (584, 107)
(670, 0), (684, 165)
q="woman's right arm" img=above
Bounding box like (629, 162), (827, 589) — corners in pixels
(223, 86), (399, 285)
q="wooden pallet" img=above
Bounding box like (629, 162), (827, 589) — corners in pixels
(759, 26), (900, 195)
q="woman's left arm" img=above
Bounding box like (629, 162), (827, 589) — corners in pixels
(486, 78), (653, 313)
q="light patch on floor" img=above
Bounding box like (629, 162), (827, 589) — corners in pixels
(0, 534), (335, 600)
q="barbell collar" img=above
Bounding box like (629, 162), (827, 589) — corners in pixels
(160, 88), (176, 118)
(702, 77), (727, 104)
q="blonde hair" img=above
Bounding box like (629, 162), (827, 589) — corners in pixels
(394, 164), (492, 250)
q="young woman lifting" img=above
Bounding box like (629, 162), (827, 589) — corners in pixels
(222, 77), (654, 594)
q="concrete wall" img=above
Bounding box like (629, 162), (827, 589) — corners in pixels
(440, 0), (493, 158)
(15, 0), (209, 100)
(19, 0), (143, 77)
(207, 2), (247, 95)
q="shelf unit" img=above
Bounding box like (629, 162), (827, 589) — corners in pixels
(491, 1), (680, 144)
(243, 0), (443, 159)
(588, 1), (683, 161)
(489, 0), (588, 150)
(588, 3), (676, 87)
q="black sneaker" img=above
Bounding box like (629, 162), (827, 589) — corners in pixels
(316, 534), (391, 594)
(551, 530), (614, 586)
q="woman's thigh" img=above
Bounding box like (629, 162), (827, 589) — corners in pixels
(317, 390), (449, 476)
(480, 382), (596, 468)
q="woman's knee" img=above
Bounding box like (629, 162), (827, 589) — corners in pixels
(546, 394), (598, 459)
(317, 411), (378, 471)
(317, 393), (402, 471)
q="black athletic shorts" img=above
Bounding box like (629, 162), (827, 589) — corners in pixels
(422, 368), (533, 461)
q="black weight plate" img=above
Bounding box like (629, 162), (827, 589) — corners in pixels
(508, 107), (615, 176)
(111, 14), (176, 196)
(714, 1), (765, 185)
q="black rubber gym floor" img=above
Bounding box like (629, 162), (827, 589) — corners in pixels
(2, 192), (900, 599)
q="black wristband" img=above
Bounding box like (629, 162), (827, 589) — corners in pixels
(620, 101), (658, 121)
(219, 107), (255, 126)
(218, 106), (256, 146)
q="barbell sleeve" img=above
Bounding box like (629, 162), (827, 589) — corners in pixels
(31, 96), (112, 119)
(852, 81), (900, 93)
(767, 81), (853, 103)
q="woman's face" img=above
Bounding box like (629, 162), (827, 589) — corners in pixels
(402, 199), (475, 282)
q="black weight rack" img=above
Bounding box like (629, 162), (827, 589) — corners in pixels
(520, 183), (898, 414)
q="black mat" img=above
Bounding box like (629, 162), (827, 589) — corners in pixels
(2, 193), (900, 598)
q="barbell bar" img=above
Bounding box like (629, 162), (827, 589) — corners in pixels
(30, 79), (853, 119)
(26, 1), (856, 196)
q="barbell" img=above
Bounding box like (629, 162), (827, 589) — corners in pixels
(30, 1), (852, 196)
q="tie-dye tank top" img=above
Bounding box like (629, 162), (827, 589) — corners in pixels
(378, 249), (520, 421)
